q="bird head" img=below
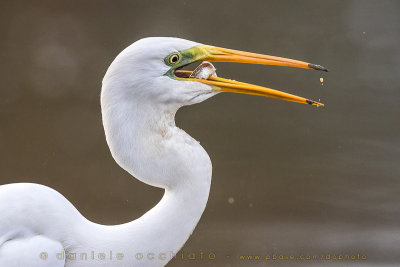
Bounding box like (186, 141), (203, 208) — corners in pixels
(101, 37), (327, 189)
(102, 37), (327, 109)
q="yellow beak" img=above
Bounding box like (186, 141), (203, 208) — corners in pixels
(177, 45), (327, 107)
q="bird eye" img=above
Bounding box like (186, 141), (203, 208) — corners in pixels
(168, 53), (181, 65)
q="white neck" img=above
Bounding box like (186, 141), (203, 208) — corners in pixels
(87, 83), (212, 265)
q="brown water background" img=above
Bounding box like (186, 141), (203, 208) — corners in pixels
(1, 1), (400, 266)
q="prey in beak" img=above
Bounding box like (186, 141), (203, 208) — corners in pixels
(166, 45), (327, 107)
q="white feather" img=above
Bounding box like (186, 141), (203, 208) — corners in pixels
(0, 37), (217, 266)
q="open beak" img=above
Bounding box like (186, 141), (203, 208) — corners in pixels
(176, 45), (327, 107)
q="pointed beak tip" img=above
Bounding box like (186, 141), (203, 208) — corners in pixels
(308, 63), (328, 72)
(306, 99), (325, 107)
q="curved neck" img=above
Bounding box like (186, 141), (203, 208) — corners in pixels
(91, 85), (212, 265)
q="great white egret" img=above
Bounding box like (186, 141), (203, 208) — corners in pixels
(0, 37), (326, 267)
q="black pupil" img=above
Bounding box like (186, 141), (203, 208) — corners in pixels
(171, 55), (178, 63)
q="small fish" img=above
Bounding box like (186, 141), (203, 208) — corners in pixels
(190, 61), (217, 80)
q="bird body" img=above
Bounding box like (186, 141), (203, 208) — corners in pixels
(0, 37), (325, 266)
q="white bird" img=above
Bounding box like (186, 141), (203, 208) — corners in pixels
(0, 37), (326, 267)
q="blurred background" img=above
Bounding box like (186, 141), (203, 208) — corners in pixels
(0, 0), (399, 266)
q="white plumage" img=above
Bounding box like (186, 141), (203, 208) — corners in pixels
(0, 37), (325, 266)
(1, 38), (214, 267)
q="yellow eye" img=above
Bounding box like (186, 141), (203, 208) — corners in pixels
(168, 53), (181, 64)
